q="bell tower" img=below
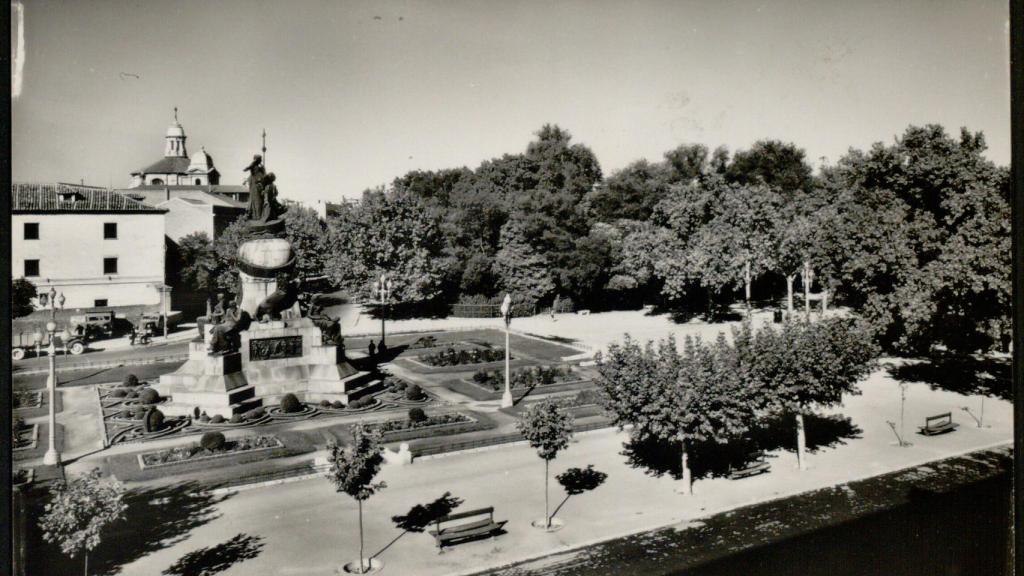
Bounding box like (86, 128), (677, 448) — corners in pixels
(164, 107), (188, 158)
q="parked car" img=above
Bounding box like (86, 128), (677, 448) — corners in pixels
(69, 311), (116, 339)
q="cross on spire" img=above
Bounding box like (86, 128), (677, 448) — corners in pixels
(262, 129), (267, 166)
(174, 106), (178, 122)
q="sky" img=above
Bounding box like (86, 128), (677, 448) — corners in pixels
(11, 0), (1011, 204)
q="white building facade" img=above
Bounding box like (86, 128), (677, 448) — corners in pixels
(12, 183), (168, 310)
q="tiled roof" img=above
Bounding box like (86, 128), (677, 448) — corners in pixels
(125, 184), (248, 194)
(133, 156), (191, 175)
(12, 183), (166, 213)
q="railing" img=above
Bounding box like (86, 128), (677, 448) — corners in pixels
(207, 463), (319, 491)
(410, 420), (613, 458)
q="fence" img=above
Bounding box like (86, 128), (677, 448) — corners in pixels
(410, 420), (612, 458)
(450, 303), (538, 319)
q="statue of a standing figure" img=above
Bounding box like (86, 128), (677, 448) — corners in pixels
(260, 172), (283, 223)
(244, 154), (267, 221)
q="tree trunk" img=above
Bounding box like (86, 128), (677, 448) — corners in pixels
(744, 261), (752, 317)
(796, 413), (807, 470)
(786, 274), (795, 315)
(821, 289), (829, 315)
(802, 261), (812, 322)
(358, 500), (365, 574)
(545, 459), (551, 528)
(84, 551), (88, 576)
(680, 440), (692, 495)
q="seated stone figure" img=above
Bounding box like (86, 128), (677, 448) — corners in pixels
(196, 293), (227, 340)
(255, 275), (299, 322)
(208, 302), (252, 354)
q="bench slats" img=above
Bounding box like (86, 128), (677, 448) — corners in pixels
(434, 522), (500, 543)
(436, 507), (493, 524)
(429, 518), (495, 537)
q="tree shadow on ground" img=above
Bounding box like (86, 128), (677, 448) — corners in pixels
(620, 414), (861, 482)
(162, 533), (265, 576)
(887, 355), (1011, 401)
(25, 481), (231, 575)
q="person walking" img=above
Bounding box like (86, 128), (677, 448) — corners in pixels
(368, 340), (377, 357)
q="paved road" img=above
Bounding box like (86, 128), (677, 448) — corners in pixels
(13, 339), (190, 373)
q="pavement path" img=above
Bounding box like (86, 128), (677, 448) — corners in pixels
(53, 367), (1011, 576)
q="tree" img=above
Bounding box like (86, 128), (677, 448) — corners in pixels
(725, 140), (814, 197)
(325, 424), (387, 574)
(517, 399), (574, 529)
(597, 334), (753, 494)
(283, 205), (331, 282)
(494, 217), (556, 307)
(746, 318), (878, 470)
(211, 216), (250, 299)
(175, 232), (219, 305)
(40, 468), (127, 576)
(324, 190), (447, 304)
(11, 277), (37, 318)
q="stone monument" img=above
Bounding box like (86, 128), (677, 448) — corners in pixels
(155, 155), (378, 417)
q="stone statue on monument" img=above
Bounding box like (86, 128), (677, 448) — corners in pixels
(244, 154), (267, 222)
(208, 299), (252, 354)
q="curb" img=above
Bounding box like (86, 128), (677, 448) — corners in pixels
(15, 353), (189, 376)
(449, 439), (1014, 576)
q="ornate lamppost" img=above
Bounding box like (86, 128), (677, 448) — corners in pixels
(374, 274), (393, 348)
(36, 286), (66, 466)
(500, 293), (514, 408)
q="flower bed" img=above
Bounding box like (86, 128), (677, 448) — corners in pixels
(139, 435), (284, 469)
(364, 412), (492, 442)
(13, 468), (33, 487)
(13, 425), (37, 451)
(108, 418), (190, 445)
(417, 346), (508, 367)
(267, 405), (319, 419)
(471, 365), (578, 391)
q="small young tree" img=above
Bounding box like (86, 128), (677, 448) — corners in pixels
(597, 334), (754, 494)
(517, 399), (574, 528)
(40, 468), (127, 576)
(326, 424), (387, 574)
(748, 318), (878, 469)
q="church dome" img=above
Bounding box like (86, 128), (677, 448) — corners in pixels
(188, 147), (214, 171)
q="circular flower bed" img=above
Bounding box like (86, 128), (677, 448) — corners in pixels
(472, 365), (576, 391)
(267, 404), (318, 419)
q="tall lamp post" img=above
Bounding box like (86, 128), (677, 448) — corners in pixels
(500, 294), (514, 408)
(374, 274), (393, 348)
(37, 287), (66, 466)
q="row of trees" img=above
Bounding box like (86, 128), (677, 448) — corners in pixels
(170, 123), (1009, 356)
(597, 318), (878, 494)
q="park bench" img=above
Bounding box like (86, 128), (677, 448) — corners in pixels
(918, 412), (959, 436)
(428, 506), (505, 550)
(728, 450), (771, 480)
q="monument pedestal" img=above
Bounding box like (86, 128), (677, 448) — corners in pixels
(157, 318), (377, 418)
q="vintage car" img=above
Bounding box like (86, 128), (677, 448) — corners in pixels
(12, 328), (88, 360)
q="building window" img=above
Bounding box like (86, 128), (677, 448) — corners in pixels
(24, 222), (39, 240)
(195, 178), (202, 185)
(103, 257), (118, 275)
(151, 178), (164, 185)
(24, 259), (39, 277)
(94, 299), (108, 307)
(104, 222), (118, 239)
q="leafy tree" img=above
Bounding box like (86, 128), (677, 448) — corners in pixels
(597, 334), (753, 494)
(324, 190), (447, 304)
(211, 216), (249, 299)
(11, 277), (37, 318)
(517, 399), (574, 528)
(587, 160), (671, 222)
(746, 318), (878, 469)
(283, 204), (331, 282)
(40, 468), (127, 576)
(494, 217), (556, 307)
(175, 232), (219, 306)
(725, 140), (815, 197)
(325, 424), (387, 574)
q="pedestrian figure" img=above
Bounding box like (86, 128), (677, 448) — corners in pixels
(368, 340), (377, 357)
(551, 294), (559, 321)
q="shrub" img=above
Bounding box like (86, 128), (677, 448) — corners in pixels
(134, 410), (146, 420)
(394, 380), (408, 392)
(126, 390), (139, 399)
(280, 393), (301, 413)
(210, 414), (225, 424)
(243, 407), (266, 420)
(144, 408), (165, 432)
(199, 413), (211, 423)
(229, 414), (243, 424)
(193, 406), (201, 419)
(138, 388), (160, 405)
(408, 408), (427, 423)
(332, 400), (344, 409)
(200, 431), (226, 452)
(320, 400), (332, 408)
(122, 374), (139, 387)
(110, 388), (128, 398)
(406, 384), (425, 401)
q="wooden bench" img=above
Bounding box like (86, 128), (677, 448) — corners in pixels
(728, 451), (771, 479)
(428, 507), (505, 549)
(918, 412), (959, 436)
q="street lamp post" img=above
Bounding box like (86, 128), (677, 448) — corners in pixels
(38, 287), (65, 466)
(500, 294), (514, 408)
(374, 275), (393, 348)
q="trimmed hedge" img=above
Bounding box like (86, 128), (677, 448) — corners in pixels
(280, 393), (301, 413)
(408, 407), (427, 423)
(139, 388), (160, 405)
(200, 431), (226, 451)
(210, 415), (225, 424)
(406, 385), (425, 401)
(144, 408), (165, 432)
(123, 374), (140, 387)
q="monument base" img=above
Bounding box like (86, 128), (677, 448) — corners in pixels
(157, 318), (376, 418)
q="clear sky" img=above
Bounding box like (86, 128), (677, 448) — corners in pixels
(11, 0), (1010, 203)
